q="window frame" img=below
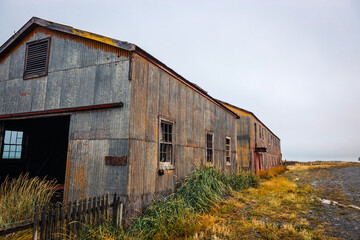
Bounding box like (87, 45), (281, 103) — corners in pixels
(206, 132), (214, 164)
(158, 118), (175, 169)
(23, 37), (51, 80)
(1, 128), (25, 161)
(225, 136), (231, 165)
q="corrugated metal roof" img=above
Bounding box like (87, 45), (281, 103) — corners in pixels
(219, 100), (280, 140)
(0, 17), (239, 119)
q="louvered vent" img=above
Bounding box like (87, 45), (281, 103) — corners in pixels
(23, 38), (50, 79)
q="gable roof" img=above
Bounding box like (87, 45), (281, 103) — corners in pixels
(0, 17), (238, 119)
(219, 100), (280, 140)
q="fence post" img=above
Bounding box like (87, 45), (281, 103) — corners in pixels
(105, 193), (109, 220)
(33, 206), (40, 240)
(40, 205), (47, 240)
(65, 201), (72, 239)
(112, 193), (118, 226)
(119, 202), (123, 226)
(47, 204), (53, 239)
(59, 203), (65, 240)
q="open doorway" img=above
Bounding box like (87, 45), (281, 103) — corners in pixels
(0, 115), (70, 188)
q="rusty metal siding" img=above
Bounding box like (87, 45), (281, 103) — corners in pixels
(0, 28), (132, 203)
(127, 54), (238, 214)
(0, 29), (130, 116)
(223, 102), (282, 172)
(66, 108), (130, 202)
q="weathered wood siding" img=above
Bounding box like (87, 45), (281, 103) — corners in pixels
(127, 54), (238, 213)
(0, 27), (132, 202)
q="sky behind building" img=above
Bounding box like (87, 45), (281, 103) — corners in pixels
(1, 0), (359, 161)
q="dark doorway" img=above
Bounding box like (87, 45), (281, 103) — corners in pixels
(0, 116), (70, 185)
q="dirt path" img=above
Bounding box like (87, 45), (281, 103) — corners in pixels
(285, 165), (360, 240)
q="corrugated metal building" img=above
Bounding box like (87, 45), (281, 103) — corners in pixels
(221, 101), (282, 173)
(0, 17), (243, 217)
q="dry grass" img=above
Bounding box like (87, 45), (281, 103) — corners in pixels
(193, 176), (338, 239)
(258, 165), (288, 179)
(286, 162), (360, 172)
(0, 173), (56, 239)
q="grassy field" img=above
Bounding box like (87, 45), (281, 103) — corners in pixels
(4, 163), (359, 239)
(80, 165), (341, 240)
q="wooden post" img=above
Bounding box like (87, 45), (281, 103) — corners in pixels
(96, 196), (101, 225)
(88, 198), (92, 226)
(118, 202), (123, 226)
(105, 194), (109, 220)
(33, 206), (39, 240)
(54, 203), (60, 240)
(47, 204), (53, 239)
(60, 203), (65, 240)
(112, 193), (118, 226)
(82, 199), (87, 231)
(92, 197), (96, 226)
(65, 201), (71, 239)
(40, 205), (47, 240)
(100, 195), (105, 224)
(71, 201), (77, 236)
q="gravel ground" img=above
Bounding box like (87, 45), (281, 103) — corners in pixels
(285, 165), (360, 240)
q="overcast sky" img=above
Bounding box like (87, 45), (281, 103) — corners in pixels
(1, 0), (359, 162)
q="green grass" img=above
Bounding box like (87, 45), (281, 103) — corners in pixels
(76, 167), (258, 240)
(96, 167), (258, 240)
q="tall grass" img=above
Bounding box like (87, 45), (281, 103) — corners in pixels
(0, 173), (57, 229)
(77, 168), (257, 239)
(127, 167), (258, 239)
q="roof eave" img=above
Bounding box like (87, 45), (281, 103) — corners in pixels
(134, 46), (239, 119)
(0, 17), (136, 59)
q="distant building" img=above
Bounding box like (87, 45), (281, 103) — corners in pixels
(0, 17), (281, 217)
(221, 101), (282, 173)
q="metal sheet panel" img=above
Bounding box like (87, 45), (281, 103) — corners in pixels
(0, 56), (10, 81)
(159, 71), (170, 117)
(145, 64), (159, 141)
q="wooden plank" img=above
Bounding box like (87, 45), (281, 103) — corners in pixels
(0, 223), (33, 236)
(33, 207), (39, 240)
(47, 204), (53, 239)
(54, 204), (60, 240)
(40, 205), (47, 240)
(65, 201), (71, 239)
(59, 204), (65, 240)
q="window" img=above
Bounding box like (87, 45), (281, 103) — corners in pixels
(206, 132), (214, 163)
(2, 130), (23, 159)
(23, 38), (50, 80)
(254, 123), (257, 142)
(159, 120), (173, 165)
(225, 137), (231, 165)
(259, 126), (262, 140)
(262, 128), (265, 141)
